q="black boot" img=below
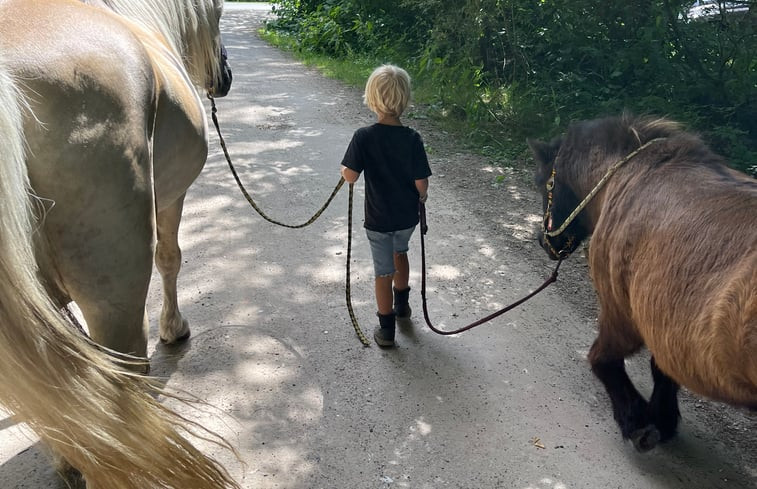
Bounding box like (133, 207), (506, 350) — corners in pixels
(393, 287), (412, 319)
(374, 312), (396, 347)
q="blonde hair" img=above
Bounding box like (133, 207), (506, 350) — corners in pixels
(364, 64), (411, 118)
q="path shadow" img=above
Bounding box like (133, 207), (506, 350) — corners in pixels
(0, 443), (68, 489)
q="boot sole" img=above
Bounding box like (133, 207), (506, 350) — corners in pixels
(373, 328), (395, 347)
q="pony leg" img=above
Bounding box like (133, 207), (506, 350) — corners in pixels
(589, 337), (660, 452)
(156, 196), (190, 343)
(60, 197), (154, 371)
(648, 356), (681, 442)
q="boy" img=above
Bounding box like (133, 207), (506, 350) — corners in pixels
(340, 64), (432, 347)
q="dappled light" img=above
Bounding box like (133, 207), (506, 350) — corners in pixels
(428, 264), (461, 280)
(4, 4), (754, 489)
(523, 478), (569, 489)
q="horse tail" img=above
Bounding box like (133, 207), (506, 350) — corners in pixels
(0, 59), (239, 488)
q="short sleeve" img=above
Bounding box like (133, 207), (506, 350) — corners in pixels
(412, 133), (432, 179)
(341, 131), (364, 173)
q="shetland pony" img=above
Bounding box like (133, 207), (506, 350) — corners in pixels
(0, 0), (238, 486)
(529, 114), (756, 451)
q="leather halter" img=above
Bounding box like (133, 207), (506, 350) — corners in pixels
(542, 137), (666, 257)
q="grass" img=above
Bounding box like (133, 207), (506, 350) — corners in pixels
(259, 30), (380, 89)
(259, 28), (533, 170)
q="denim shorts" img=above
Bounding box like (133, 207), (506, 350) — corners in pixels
(365, 226), (416, 277)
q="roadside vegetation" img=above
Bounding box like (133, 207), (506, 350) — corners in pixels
(261, 0), (756, 176)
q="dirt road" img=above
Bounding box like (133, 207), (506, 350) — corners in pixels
(1, 3), (754, 488)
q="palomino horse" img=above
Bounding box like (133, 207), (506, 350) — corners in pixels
(0, 0), (238, 487)
(529, 114), (756, 452)
(0, 0), (231, 365)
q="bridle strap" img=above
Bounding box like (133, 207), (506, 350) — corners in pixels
(545, 137), (666, 238)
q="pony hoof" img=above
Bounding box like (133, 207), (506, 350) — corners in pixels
(630, 425), (660, 452)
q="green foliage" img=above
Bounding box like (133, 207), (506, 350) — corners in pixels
(259, 28), (380, 87)
(266, 0), (757, 176)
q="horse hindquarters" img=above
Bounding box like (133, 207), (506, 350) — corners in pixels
(7, 4), (162, 362)
(0, 52), (236, 489)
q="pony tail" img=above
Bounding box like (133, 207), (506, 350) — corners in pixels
(0, 59), (239, 489)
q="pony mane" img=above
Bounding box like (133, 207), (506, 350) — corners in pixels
(618, 113), (730, 172)
(621, 113), (684, 145)
(564, 113), (716, 173)
(553, 112), (727, 198)
(84, 0), (223, 89)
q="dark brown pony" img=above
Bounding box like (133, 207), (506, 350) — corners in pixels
(529, 114), (756, 452)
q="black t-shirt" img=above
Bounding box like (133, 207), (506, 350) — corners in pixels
(341, 123), (432, 232)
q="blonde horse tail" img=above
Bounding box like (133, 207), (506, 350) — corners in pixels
(0, 59), (240, 488)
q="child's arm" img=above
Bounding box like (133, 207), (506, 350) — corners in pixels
(341, 165), (360, 183)
(415, 178), (429, 202)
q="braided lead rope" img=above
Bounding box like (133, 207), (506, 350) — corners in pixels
(345, 183), (370, 346)
(545, 137), (666, 238)
(208, 95), (367, 344)
(208, 94), (344, 228)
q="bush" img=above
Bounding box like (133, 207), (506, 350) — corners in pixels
(266, 0), (756, 176)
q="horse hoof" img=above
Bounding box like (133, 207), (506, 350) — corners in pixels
(159, 318), (190, 344)
(55, 456), (86, 489)
(159, 331), (190, 344)
(175, 329), (191, 342)
(630, 425), (660, 452)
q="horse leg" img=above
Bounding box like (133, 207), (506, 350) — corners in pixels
(72, 272), (152, 375)
(647, 356), (681, 442)
(55, 461), (86, 489)
(156, 195), (190, 343)
(589, 334), (659, 451)
(61, 200), (155, 373)
(52, 225), (154, 482)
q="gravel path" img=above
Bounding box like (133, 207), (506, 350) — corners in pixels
(1, 3), (754, 488)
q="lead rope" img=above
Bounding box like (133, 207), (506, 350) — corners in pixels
(419, 202), (563, 335)
(209, 94), (558, 343)
(208, 94), (368, 345)
(208, 94), (344, 228)
(345, 183), (370, 346)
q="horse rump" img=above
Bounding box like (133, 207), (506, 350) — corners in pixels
(0, 54), (239, 489)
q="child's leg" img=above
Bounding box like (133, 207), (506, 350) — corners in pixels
(391, 227), (416, 318)
(393, 252), (409, 291)
(391, 226), (415, 290)
(375, 275), (394, 315)
(366, 229), (396, 315)
(366, 229), (399, 346)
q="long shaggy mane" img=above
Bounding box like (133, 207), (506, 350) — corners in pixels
(85, 0), (224, 88)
